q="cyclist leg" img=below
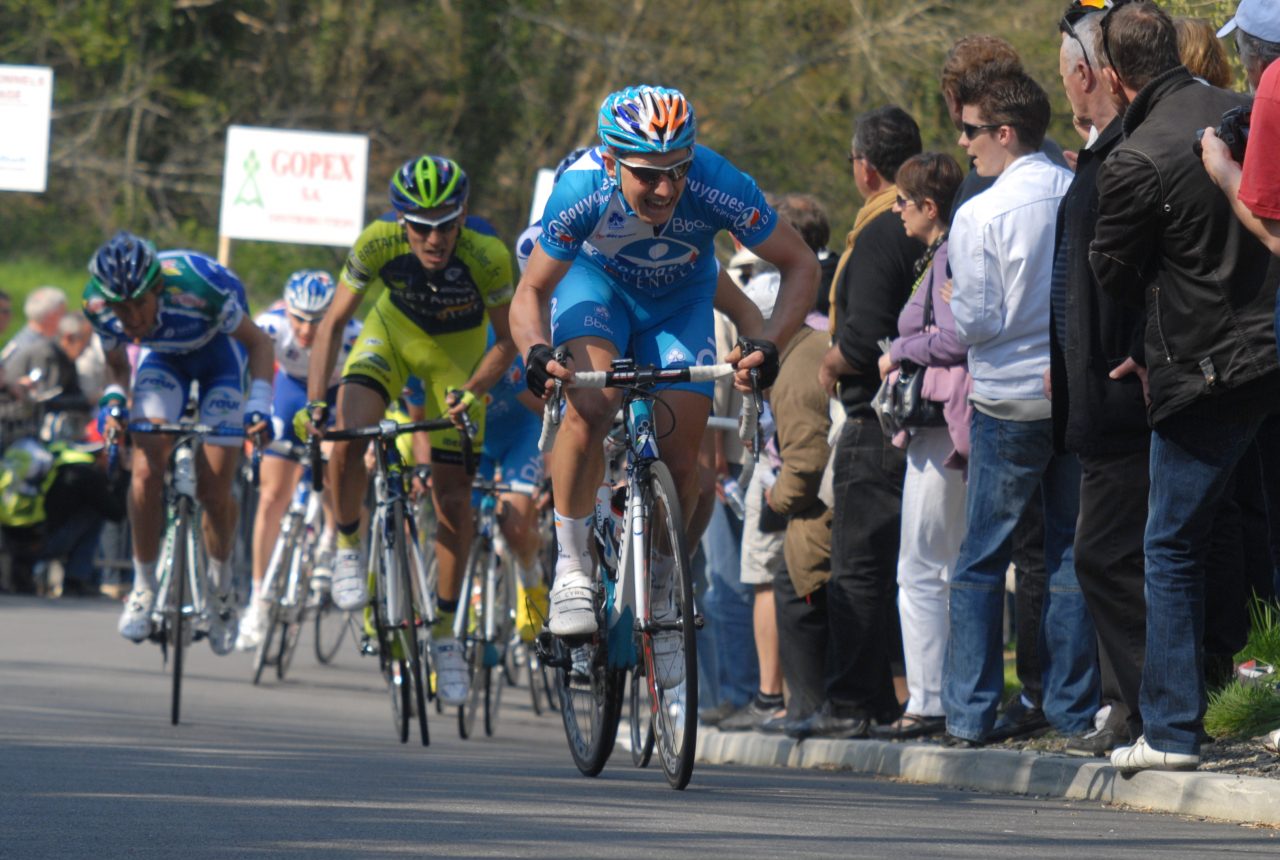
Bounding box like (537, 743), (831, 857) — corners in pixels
(117, 351), (183, 641)
(328, 299), (414, 610)
(492, 425), (546, 640)
(546, 263), (630, 635)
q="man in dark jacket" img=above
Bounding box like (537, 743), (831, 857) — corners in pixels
(1088, 1), (1280, 773)
(809, 105), (924, 739)
(1049, 3), (1148, 759)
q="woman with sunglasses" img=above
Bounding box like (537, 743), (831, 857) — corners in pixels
(509, 84), (819, 639)
(237, 270), (360, 651)
(298, 154), (518, 708)
(874, 152), (969, 741)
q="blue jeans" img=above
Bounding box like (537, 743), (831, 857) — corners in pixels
(699, 500), (757, 710)
(1142, 406), (1275, 755)
(943, 411), (1098, 741)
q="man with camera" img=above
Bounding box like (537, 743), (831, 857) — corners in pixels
(1088, 1), (1280, 773)
(1201, 1), (1280, 263)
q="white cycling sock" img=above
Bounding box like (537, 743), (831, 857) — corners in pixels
(207, 556), (233, 595)
(132, 558), (157, 593)
(554, 511), (594, 572)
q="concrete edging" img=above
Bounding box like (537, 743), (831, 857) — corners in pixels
(695, 727), (1280, 826)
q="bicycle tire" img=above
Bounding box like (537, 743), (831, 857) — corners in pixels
(643, 460), (697, 789)
(252, 611), (279, 686)
(393, 500), (430, 746)
(629, 666), (656, 768)
(371, 520), (409, 744)
(276, 617), (304, 681)
(484, 554), (514, 737)
(313, 595), (349, 664)
(168, 497), (192, 726)
(457, 535), (488, 740)
(277, 530), (313, 682)
(554, 634), (624, 777)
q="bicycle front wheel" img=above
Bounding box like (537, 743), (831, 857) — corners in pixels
(392, 499), (429, 747)
(313, 595), (350, 665)
(167, 497), (194, 726)
(629, 666), (656, 768)
(643, 460), (698, 789)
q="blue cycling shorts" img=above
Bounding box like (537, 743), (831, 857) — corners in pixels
(268, 370), (338, 454)
(549, 259), (717, 398)
(133, 334), (247, 447)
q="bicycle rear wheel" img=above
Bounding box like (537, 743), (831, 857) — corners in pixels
(643, 460), (698, 789)
(168, 498), (193, 726)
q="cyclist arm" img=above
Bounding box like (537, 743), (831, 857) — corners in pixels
(229, 313), (275, 385)
(464, 303), (517, 398)
(510, 243), (574, 390)
(306, 282), (362, 404)
(750, 219), (818, 350)
(713, 267), (763, 339)
(104, 343), (133, 394)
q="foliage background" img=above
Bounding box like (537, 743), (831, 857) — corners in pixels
(0, 0), (1245, 321)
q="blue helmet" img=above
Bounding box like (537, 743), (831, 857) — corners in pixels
(389, 155), (468, 217)
(597, 86), (696, 154)
(88, 231), (161, 302)
(283, 269), (336, 319)
(553, 147), (593, 183)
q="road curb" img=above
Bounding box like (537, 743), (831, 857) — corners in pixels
(696, 728), (1280, 826)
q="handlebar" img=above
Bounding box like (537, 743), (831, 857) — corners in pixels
(312, 414), (470, 490)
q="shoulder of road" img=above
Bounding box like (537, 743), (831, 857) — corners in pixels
(689, 728), (1280, 827)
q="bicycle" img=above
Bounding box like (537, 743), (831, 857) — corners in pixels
(312, 412), (472, 746)
(121, 420), (259, 726)
(251, 440), (324, 685)
(536, 351), (757, 790)
(456, 477), (531, 739)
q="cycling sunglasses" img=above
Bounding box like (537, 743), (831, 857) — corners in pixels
(402, 206), (464, 236)
(615, 153), (694, 186)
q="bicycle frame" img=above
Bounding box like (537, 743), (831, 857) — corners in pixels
(259, 445), (324, 618)
(366, 420), (436, 631)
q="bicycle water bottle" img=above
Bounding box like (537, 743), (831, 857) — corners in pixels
(720, 475), (747, 520)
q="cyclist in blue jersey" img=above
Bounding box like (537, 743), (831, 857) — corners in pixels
(510, 85), (819, 637)
(84, 231), (275, 652)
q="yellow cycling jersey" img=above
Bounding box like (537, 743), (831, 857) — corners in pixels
(339, 216), (514, 336)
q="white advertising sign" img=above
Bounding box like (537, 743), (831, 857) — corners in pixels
(0, 65), (53, 193)
(219, 125), (368, 247)
(528, 168), (556, 226)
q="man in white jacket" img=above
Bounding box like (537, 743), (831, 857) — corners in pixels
(942, 69), (1099, 747)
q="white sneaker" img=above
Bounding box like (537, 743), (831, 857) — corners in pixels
(207, 592), (240, 656)
(331, 547), (367, 611)
(1110, 734), (1200, 773)
(235, 602), (267, 652)
(118, 589), (155, 642)
(433, 637), (470, 706)
(548, 563), (597, 637)
(650, 558), (684, 689)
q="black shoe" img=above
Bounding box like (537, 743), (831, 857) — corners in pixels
(940, 732), (984, 749)
(871, 713), (946, 740)
(758, 712), (792, 734)
(784, 702), (869, 740)
(719, 698), (785, 732)
(698, 701), (739, 728)
(1064, 725), (1126, 757)
(986, 698), (1050, 742)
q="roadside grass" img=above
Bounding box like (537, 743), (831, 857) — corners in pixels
(1206, 597), (1280, 739)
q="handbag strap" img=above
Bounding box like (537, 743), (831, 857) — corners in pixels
(921, 266), (936, 330)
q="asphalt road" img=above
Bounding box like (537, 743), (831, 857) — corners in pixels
(3, 594), (1277, 859)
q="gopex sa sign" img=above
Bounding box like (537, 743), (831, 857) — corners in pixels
(0, 65), (53, 193)
(219, 125), (369, 247)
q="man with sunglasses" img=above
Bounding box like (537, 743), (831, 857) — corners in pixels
(237, 270), (360, 651)
(510, 85), (818, 643)
(1089, 0), (1279, 773)
(299, 154), (514, 706)
(85, 231), (276, 650)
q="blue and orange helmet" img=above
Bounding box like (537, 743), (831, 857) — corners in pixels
(597, 86), (696, 154)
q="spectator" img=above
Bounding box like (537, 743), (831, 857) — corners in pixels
(1050, 2), (1149, 758)
(0, 438), (128, 595)
(721, 193), (837, 733)
(60, 312), (106, 407)
(776, 194), (838, 318)
(807, 105), (923, 740)
(873, 151), (968, 740)
(943, 69), (1097, 748)
(1201, 0), (1280, 258)
(767, 290), (834, 727)
(1089, 0), (1280, 773)
(1175, 17), (1233, 87)
(942, 35), (1060, 739)
(0, 287), (85, 442)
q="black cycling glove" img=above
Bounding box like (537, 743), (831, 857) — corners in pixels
(738, 337), (780, 388)
(526, 344), (557, 396)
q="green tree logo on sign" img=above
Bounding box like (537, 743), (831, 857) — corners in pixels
(234, 150), (264, 207)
